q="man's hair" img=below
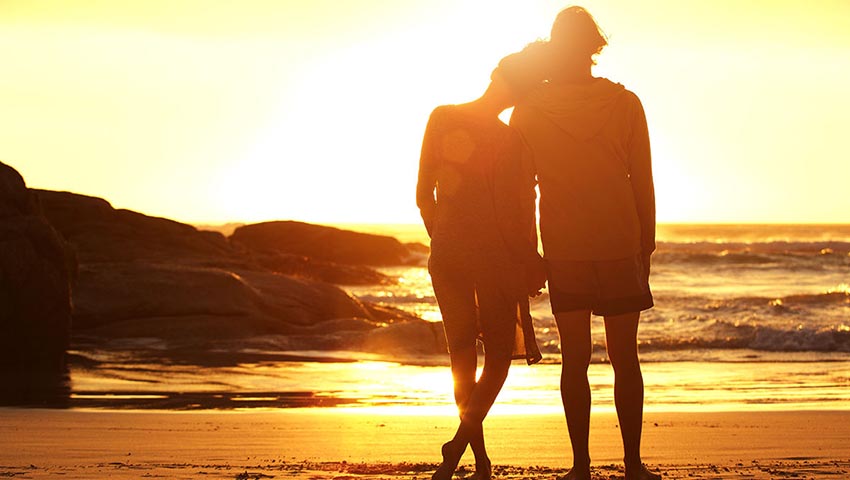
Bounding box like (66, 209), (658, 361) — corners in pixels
(550, 6), (608, 66)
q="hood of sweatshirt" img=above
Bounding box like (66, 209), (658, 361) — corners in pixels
(524, 77), (626, 141)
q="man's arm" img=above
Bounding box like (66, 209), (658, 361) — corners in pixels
(627, 94), (656, 262)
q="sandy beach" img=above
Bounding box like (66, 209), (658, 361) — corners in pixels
(3, 1), (850, 479)
(2, 408), (848, 479)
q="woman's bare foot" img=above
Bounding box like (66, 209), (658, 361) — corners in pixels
(432, 439), (467, 480)
(469, 459), (491, 480)
(625, 463), (662, 480)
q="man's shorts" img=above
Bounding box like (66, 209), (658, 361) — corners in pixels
(546, 254), (653, 316)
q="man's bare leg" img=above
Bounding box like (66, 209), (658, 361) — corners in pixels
(604, 313), (660, 480)
(554, 310), (593, 480)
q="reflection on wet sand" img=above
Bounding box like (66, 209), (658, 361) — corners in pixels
(63, 346), (850, 412)
(69, 391), (356, 410)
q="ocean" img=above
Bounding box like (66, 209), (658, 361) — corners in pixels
(352, 223), (850, 359)
(70, 224), (850, 413)
(345, 223), (850, 412)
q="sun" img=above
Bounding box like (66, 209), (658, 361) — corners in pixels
(210, 5), (558, 225)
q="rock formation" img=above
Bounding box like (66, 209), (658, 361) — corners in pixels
(27, 187), (444, 357)
(0, 162), (74, 405)
(36, 190), (243, 267)
(231, 221), (422, 266)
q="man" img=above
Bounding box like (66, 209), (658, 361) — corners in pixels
(507, 7), (660, 480)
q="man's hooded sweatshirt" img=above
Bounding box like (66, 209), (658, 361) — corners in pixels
(511, 78), (656, 262)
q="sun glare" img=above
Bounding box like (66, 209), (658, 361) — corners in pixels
(210, 2), (560, 225)
(2, 1), (848, 224)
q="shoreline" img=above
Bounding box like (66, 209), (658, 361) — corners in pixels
(2, 408), (849, 479)
(63, 349), (850, 413)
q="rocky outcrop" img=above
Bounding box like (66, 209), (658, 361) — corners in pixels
(244, 251), (393, 285)
(33, 192), (378, 341)
(360, 320), (448, 356)
(231, 221), (422, 266)
(36, 190), (243, 267)
(27, 187), (442, 357)
(71, 263), (371, 332)
(36, 191), (395, 285)
(0, 162), (74, 405)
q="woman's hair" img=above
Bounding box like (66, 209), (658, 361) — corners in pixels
(550, 6), (607, 66)
(493, 41), (550, 98)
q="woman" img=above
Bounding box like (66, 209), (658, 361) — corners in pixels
(509, 7), (661, 480)
(416, 61), (546, 480)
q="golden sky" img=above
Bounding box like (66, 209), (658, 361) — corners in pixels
(2, 0), (849, 224)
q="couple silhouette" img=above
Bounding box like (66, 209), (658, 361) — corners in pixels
(417, 6), (660, 480)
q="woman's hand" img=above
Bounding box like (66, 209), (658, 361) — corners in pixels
(641, 250), (652, 283)
(526, 254), (547, 297)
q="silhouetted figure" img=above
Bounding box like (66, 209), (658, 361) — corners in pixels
(417, 68), (546, 480)
(507, 6), (661, 480)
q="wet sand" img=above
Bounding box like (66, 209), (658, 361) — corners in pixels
(1, 408), (848, 479)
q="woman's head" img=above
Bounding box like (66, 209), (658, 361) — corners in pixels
(479, 70), (516, 111)
(491, 41), (550, 103)
(550, 6), (607, 67)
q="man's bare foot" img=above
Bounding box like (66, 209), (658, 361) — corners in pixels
(432, 440), (467, 480)
(557, 466), (591, 480)
(625, 463), (662, 480)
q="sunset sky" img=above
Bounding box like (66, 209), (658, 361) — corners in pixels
(2, 0), (849, 225)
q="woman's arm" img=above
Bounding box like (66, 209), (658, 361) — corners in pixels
(517, 134), (545, 295)
(509, 108), (541, 261)
(517, 144), (541, 263)
(416, 108), (442, 237)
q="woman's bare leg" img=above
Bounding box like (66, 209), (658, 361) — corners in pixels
(432, 349), (511, 480)
(554, 310), (593, 480)
(449, 346), (489, 472)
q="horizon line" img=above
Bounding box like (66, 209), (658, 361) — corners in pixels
(192, 220), (850, 227)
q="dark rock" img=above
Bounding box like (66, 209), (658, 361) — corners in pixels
(404, 242), (430, 265)
(230, 268), (374, 328)
(30, 189), (387, 342)
(72, 262), (373, 337)
(37, 190), (395, 285)
(35, 190), (244, 267)
(0, 161), (74, 405)
(231, 221), (418, 266)
(0, 162), (31, 218)
(20, 183), (433, 359)
(308, 317), (379, 333)
(360, 320), (448, 355)
(247, 251), (394, 285)
(365, 303), (422, 323)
